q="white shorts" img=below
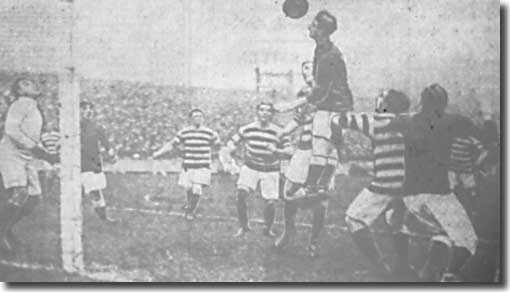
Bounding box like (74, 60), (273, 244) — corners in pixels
(312, 110), (340, 140)
(345, 188), (396, 232)
(0, 156), (41, 196)
(178, 168), (212, 189)
(448, 171), (476, 190)
(237, 165), (279, 200)
(81, 172), (107, 194)
(285, 149), (312, 184)
(403, 193), (478, 255)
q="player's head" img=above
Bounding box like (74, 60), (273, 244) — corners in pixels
(256, 101), (275, 124)
(420, 83), (448, 116)
(375, 89), (410, 114)
(309, 10), (337, 40)
(301, 60), (314, 86)
(80, 101), (96, 120)
(189, 108), (204, 127)
(11, 77), (41, 99)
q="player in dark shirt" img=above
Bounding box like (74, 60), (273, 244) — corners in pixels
(387, 84), (478, 281)
(80, 101), (118, 223)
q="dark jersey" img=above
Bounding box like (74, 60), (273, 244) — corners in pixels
(307, 41), (353, 112)
(81, 119), (110, 173)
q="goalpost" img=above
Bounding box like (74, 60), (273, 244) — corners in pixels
(58, 0), (84, 273)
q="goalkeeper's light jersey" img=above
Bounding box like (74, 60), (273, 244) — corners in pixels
(173, 126), (220, 170)
(231, 121), (289, 172)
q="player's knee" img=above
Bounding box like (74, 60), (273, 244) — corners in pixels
(345, 215), (366, 233)
(310, 156), (327, 166)
(237, 188), (249, 201)
(431, 235), (453, 249)
(22, 195), (41, 216)
(192, 184), (202, 195)
(8, 187), (28, 207)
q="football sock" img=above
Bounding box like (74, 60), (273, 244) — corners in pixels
(317, 165), (335, 190)
(393, 233), (410, 271)
(283, 201), (298, 232)
(449, 247), (470, 274)
(421, 240), (450, 280)
(351, 228), (384, 265)
(20, 196), (41, 218)
(263, 203), (275, 230)
(186, 189), (193, 208)
(189, 193), (200, 213)
(236, 189), (249, 230)
(94, 206), (107, 220)
(310, 203), (326, 243)
(305, 165), (324, 188)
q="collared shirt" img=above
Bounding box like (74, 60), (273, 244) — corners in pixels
(81, 119), (109, 172)
(341, 112), (406, 196)
(307, 40), (353, 112)
(0, 97), (42, 159)
(173, 126), (221, 169)
(231, 121), (290, 172)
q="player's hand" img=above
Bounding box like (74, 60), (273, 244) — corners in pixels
(274, 102), (293, 113)
(31, 145), (59, 165)
(266, 142), (277, 153)
(297, 85), (312, 98)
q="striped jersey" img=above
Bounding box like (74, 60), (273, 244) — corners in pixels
(231, 121), (290, 172)
(173, 126), (220, 169)
(449, 136), (484, 173)
(293, 107), (315, 150)
(346, 112), (406, 196)
(41, 131), (60, 155)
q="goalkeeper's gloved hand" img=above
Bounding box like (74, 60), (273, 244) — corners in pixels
(31, 145), (59, 165)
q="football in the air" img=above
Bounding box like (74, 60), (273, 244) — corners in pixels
(282, 0), (309, 19)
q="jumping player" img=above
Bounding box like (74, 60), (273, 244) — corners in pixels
(223, 102), (292, 238)
(274, 61), (337, 257)
(276, 10), (353, 197)
(153, 109), (221, 220)
(0, 77), (57, 252)
(80, 101), (118, 223)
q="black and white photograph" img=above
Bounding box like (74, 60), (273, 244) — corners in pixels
(0, 0), (502, 283)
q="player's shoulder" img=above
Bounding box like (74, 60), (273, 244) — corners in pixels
(200, 126), (219, 136)
(239, 121), (258, 132)
(178, 126), (195, 134)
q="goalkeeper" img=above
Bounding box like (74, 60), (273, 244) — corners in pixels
(0, 77), (58, 253)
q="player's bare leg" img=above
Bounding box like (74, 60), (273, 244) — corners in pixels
(234, 188), (251, 237)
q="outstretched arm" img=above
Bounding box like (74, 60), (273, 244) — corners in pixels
(153, 139), (177, 158)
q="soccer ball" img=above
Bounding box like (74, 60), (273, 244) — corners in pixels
(282, 0), (309, 19)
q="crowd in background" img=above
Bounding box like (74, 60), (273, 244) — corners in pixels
(0, 72), (499, 162)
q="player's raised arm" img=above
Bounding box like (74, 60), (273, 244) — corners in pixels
(152, 135), (180, 159)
